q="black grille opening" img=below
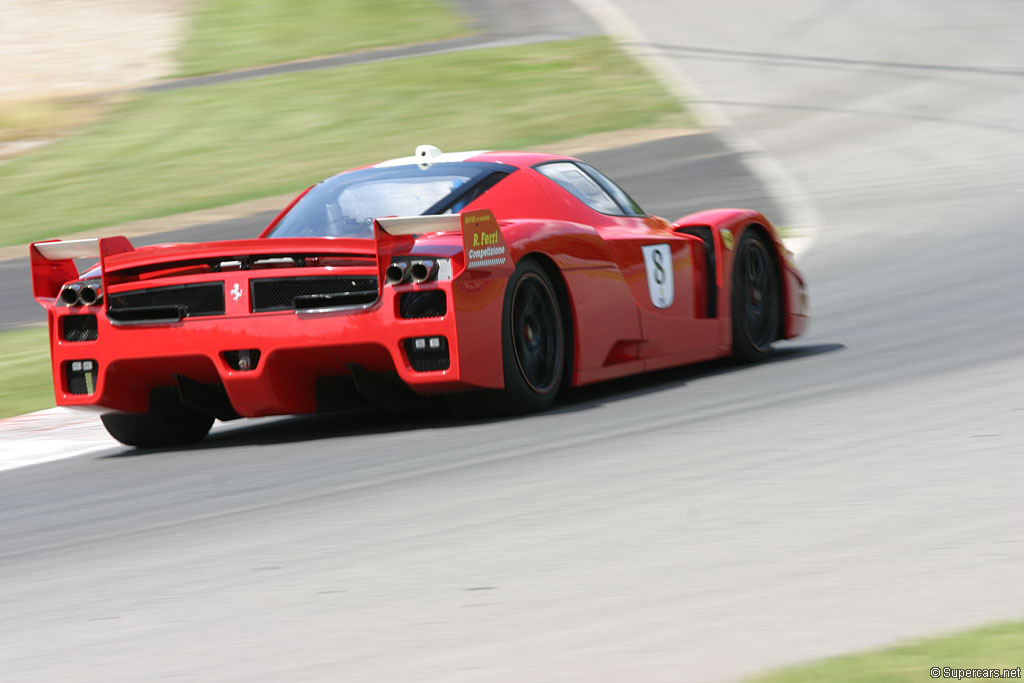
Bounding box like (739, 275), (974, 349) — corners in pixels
(61, 314), (98, 342)
(673, 225), (717, 318)
(65, 359), (98, 395)
(399, 290), (447, 319)
(222, 349), (261, 371)
(107, 282), (225, 322)
(404, 337), (450, 372)
(251, 276), (377, 313)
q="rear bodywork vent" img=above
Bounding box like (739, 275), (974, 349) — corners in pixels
(251, 276), (378, 313)
(404, 336), (450, 372)
(65, 359), (98, 395)
(674, 225), (717, 318)
(399, 290), (447, 319)
(61, 314), (98, 341)
(107, 282), (225, 323)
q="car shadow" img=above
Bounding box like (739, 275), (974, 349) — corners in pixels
(100, 342), (845, 458)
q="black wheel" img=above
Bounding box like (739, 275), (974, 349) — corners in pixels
(504, 263), (565, 409)
(448, 260), (567, 416)
(731, 230), (781, 362)
(101, 397), (214, 448)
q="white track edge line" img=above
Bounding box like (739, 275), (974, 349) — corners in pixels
(569, 0), (824, 259)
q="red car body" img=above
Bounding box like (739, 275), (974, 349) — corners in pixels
(30, 149), (808, 444)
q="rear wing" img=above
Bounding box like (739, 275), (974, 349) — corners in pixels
(30, 236), (133, 302)
(375, 209), (510, 272)
(29, 208), (509, 304)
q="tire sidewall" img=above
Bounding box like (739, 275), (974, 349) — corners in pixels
(500, 259), (565, 413)
(731, 230), (781, 362)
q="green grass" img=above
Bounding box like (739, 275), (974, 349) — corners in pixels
(749, 621), (1024, 683)
(174, 0), (469, 77)
(0, 37), (686, 248)
(0, 327), (55, 418)
(0, 96), (114, 143)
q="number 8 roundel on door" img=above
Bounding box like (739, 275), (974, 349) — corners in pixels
(641, 243), (674, 309)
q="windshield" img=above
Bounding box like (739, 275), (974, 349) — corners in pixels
(268, 162), (511, 239)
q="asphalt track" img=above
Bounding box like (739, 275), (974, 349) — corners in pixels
(1, 2), (1022, 682)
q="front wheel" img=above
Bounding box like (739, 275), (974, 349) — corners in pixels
(101, 398), (214, 448)
(731, 230), (781, 362)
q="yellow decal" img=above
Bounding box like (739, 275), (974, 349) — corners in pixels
(462, 209), (510, 270)
(721, 228), (734, 251)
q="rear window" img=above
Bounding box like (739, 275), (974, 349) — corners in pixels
(269, 162), (511, 239)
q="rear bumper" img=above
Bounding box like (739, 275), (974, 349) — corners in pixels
(47, 281), (493, 418)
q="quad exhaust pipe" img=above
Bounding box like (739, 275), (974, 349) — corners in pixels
(59, 281), (102, 306)
(386, 259), (440, 285)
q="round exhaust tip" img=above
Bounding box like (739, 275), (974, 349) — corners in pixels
(385, 262), (408, 285)
(78, 285), (100, 305)
(409, 264), (427, 282)
(59, 285), (81, 305)
(409, 261), (431, 283)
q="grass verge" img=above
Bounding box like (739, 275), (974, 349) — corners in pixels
(0, 96), (115, 144)
(174, 0), (469, 77)
(0, 37), (686, 248)
(0, 327), (55, 419)
(749, 621), (1024, 683)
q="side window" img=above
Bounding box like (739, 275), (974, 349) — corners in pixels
(577, 163), (645, 216)
(535, 162), (623, 215)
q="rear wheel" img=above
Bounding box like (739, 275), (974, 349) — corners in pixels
(731, 230), (781, 362)
(448, 260), (566, 416)
(503, 262), (565, 411)
(101, 396), (214, 448)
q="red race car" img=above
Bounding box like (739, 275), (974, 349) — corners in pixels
(30, 146), (809, 447)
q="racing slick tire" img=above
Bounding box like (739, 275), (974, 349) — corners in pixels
(731, 229), (781, 363)
(448, 259), (567, 416)
(101, 396), (214, 448)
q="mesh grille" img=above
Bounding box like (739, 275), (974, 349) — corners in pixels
(62, 314), (98, 342)
(403, 338), (451, 372)
(251, 276), (378, 312)
(65, 360), (98, 395)
(108, 282), (225, 320)
(399, 291), (447, 319)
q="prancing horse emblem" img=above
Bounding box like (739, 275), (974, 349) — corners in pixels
(230, 283), (243, 302)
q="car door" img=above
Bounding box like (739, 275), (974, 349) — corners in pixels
(534, 162), (721, 368)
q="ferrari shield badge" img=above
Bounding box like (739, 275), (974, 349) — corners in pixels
(641, 243), (674, 309)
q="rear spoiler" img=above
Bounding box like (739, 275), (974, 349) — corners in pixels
(29, 208), (508, 303)
(374, 209), (510, 272)
(376, 215), (461, 236)
(30, 236), (133, 301)
(33, 238), (101, 261)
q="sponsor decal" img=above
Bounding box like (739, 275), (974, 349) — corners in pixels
(641, 243), (674, 309)
(230, 282), (244, 303)
(721, 228), (734, 251)
(462, 210), (509, 269)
